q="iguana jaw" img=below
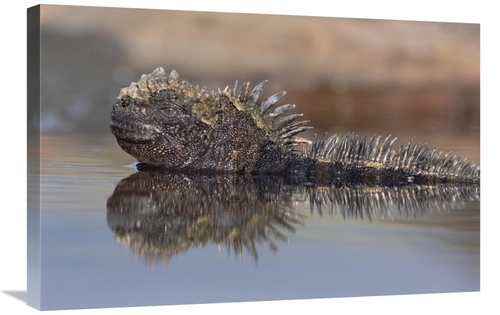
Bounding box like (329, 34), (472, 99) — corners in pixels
(110, 112), (162, 144)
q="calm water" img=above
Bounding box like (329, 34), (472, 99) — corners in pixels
(28, 131), (480, 310)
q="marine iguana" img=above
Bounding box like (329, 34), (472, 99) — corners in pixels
(110, 67), (480, 185)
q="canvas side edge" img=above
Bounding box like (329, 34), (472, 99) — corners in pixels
(27, 4), (41, 311)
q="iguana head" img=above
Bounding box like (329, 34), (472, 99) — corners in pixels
(110, 67), (312, 170)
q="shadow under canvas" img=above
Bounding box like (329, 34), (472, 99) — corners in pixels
(3, 291), (28, 304)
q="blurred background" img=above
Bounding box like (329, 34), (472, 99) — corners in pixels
(35, 5), (479, 160)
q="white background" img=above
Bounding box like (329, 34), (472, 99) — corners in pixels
(1, 0), (497, 314)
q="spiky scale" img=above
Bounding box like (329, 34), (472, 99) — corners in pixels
(290, 137), (313, 146)
(382, 137), (398, 165)
(265, 104), (296, 120)
(248, 80), (268, 106)
(280, 126), (313, 139)
(238, 82), (250, 102)
(316, 133), (327, 158)
(272, 113), (304, 131)
(375, 134), (392, 163)
(365, 135), (378, 161)
(277, 120), (311, 136)
(258, 91), (287, 116)
(232, 80), (239, 96)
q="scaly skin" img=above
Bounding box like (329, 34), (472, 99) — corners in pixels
(110, 67), (480, 185)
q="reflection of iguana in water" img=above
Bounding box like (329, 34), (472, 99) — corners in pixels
(110, 67), (480, 185)
(106, 171), (479, 266)
(106, 172), (301, 266)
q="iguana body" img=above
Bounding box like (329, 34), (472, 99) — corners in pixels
(110, 67), (480, 185)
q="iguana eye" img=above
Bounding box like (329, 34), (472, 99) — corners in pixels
(158, 104), (177, 118)
(163, 108), (176, 117)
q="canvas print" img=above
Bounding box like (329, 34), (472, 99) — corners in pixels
(27, 4), (480, 311)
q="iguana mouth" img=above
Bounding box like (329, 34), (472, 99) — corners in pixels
(110, 114), (161, 144)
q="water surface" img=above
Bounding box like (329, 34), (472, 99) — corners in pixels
(28, 132), (479, 310)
